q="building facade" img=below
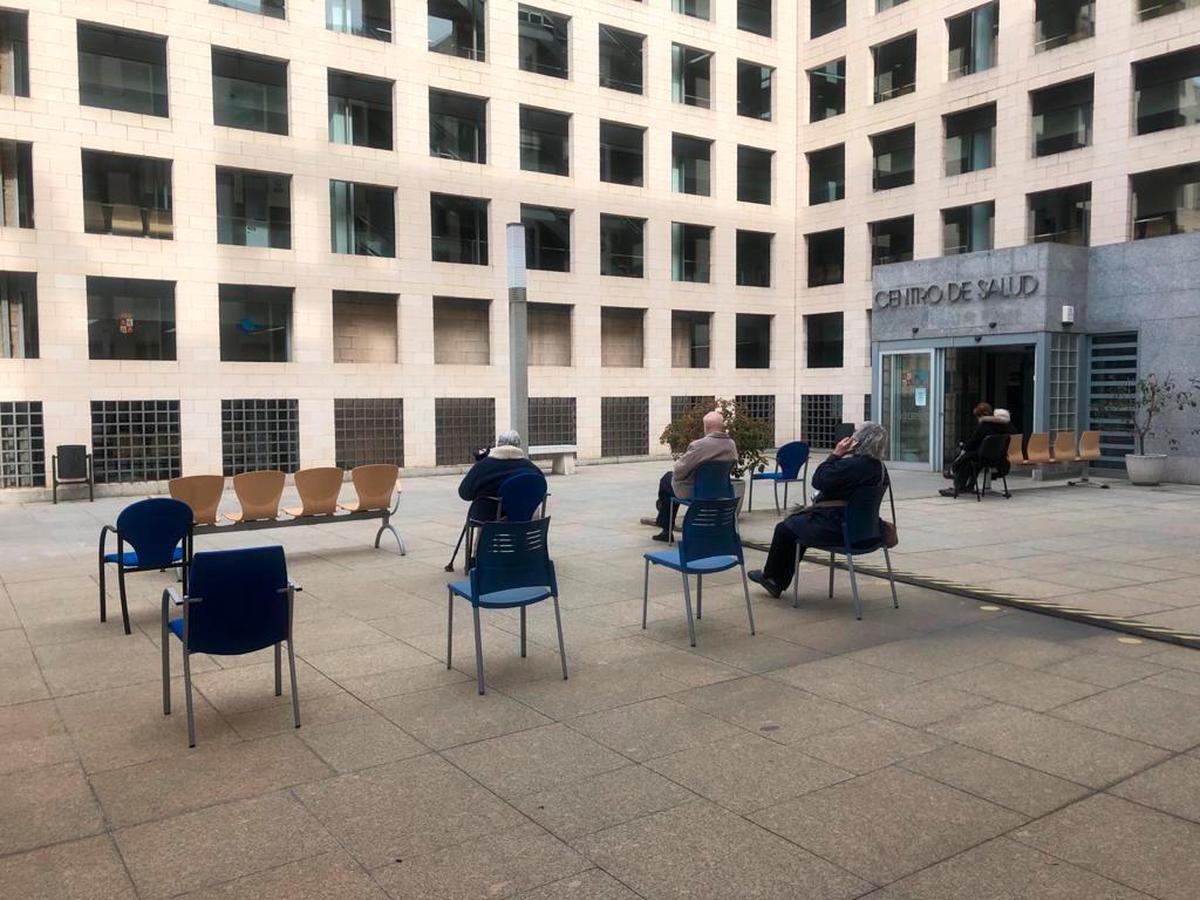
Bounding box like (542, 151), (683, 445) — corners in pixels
(0, 0), (1198, 491)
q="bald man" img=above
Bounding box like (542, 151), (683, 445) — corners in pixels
(653, 410), (738, 541)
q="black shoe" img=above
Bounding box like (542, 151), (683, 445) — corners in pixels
(938, 488), (958, 498)
(747, 569), (782, 599)
(651, 531), (671, 542)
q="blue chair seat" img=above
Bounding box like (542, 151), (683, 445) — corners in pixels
(104, 546), (184, 567)
(168, 617), (185, 640)
(644, 548), (739, 574)
(448, 580), (553, 609)
(751, 471), (792, 482)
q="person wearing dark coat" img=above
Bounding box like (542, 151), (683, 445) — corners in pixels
(457, 430), (542, 521)
(747, 423), (890, 598)
(940, 403), (1016, 496)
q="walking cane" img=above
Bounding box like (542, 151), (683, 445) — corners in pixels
(445, 521), (469, 572)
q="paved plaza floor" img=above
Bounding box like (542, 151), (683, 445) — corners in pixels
(2, 461), (1200, 899)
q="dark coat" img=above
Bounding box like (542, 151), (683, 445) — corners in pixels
(962, 417), (1015, 454)
(457, 448), (541, 520)
(783, 454), (888, 547)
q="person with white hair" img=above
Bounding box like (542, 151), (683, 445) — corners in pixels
(939, 402), (1016, 497)
(457, 430), (542, 521)
(748, 422), (890, 598)
(652, 409), (738, 542)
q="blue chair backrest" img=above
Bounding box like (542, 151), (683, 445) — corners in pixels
(776, 441), (810, 479)
(471, 518), (557, 599)
(498, 471), (548, 522)
(185, 546), (289, 655)
(679, 498), (742, 565)
(115, 498), (193, 568)
(692, 460), (734, 499)
(842, 480), (887, 551)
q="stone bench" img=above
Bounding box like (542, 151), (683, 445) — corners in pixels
(529, 444), (577, 476)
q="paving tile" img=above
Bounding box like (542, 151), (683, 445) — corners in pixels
(1140, 667), (1200, 697)
(768, 656), (920, 705)
(181, 851), (387, 899)
(0, 699), (75, 774)
(0, 835), (137, 900)
(33, 633), (165, 697)
(848, 681), (992, 727)
(0, 646), (49, 705)
(1041, 653), (1166, 688)
(1109, 755), (1200, 823)
(678, 629), (827, 673)
(513, 869), (642, 900)
(937, 661), (1101, 712)
(796, 717), (945, 774)
(116, 792), (337, 899)
(775, 617), (921, 656)
(442, 723), (628, 799)
(501, 663), (683, 719)
(567, 697), (743, 762)
(373, 822), (590, 900)
(1052, 682), (1200, 751)
(749, 767), (1026, 884)
(845, 635), (996, 680)
(372, 681), (551, 750)
(291, 616), (394, 655)
(227, 691), (371, 741)
(929, 703), (1170, 788)
(303, 640), (441, 681)
(1012, 793), (1200, 900)
(336, 661), (469, 701)
(0, 761), (105, 855)
(575, 800), (871, 900)
(293, 753), (525, 867)
(297, 711), (427, 772)
(191, 657), (343, 717)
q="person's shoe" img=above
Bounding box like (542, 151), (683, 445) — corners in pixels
(747, 569), (782, 599)
(938, 488), (958, 498)
(651, 531), (671, 542)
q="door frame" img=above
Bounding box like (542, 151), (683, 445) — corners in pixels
(877, 348), (937, 470)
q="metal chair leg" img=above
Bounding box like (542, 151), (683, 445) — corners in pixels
(117, 565), (131, 635)
(182, 648), (196, 748)
(642, 558), (650, 629)
(274, 642), (283, 696)
(287, 638), (301, 729)
(773, 481), (780, 514)
(472, 605), (485, 695)
(680, 573), (697, 648)
(793, 543), (802, 608)
(446, 590), (454, 669)
(846, 554), (863, 620)
(520, 606), (527, 658)
(552, 595), (568, 680)
(747, 477), (754, 511)
(740, 565), (756, 636)
(828, 551), (835, 598)
(783, 482), (790, 510)
(161, 598), (171, 716)
(98, 558), (106, 624)
(883, 548), (899, 609)
(696, 575), (702, 620)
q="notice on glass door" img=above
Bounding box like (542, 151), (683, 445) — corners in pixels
(914, 388), (927, 407)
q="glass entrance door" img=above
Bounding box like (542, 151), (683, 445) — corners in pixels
(881, 351), (933, 464)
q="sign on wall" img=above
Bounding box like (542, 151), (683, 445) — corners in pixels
(874, 274), (1040, 310)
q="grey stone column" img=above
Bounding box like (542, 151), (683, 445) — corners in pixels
(506, 222), (529, 442)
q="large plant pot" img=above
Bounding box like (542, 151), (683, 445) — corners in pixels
(1125, 453), (1167, 486)
(733, 479), (747, 516)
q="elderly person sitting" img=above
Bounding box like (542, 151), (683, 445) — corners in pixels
(652, 410), (737, 542)
(458, 430), (541, 521)
(748, 422), (889, 598)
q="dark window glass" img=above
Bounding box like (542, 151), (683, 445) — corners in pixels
(944, 103), (995, 175)
(1034, 0), (1094, 53)
(1131, 164), (1200, 239)
(811, 0), (846, 39)
(808, 58), (845, 123)
(435, 397), (495, 466)
(943, 201), (995, 254)
(328, 70), (393, 150)
(672, 43), (711, 109)
(218, 284), (292, 362)
(520, 106), (570, 176)
(335, 398), (403, 469)
(947, 3), (998, 79)
(599, 25), (644, 95)
(673, 0), (711, 21)
(0, 140), (33, 228)
(672, 134), (711, 196)
(737, 230), (772, 288)
(212, 48), (288, 135)
(738, 145), (773, 204)
(672, 223), (712, 283)
(431, 193), (489, 264)
(736, 313), (771, 369)
(216, 167), (291, 249)
(737, 60), (772, 121)
(805, 312), (843, 368)
(806, 228), (844, 287)
(522, 203), (570, 272)
(519, 6), (568, 78)
(0, 11), (29, 97)
(600, 121), (643, 186)
(1138, 0), (1199, 21)
(672, 311), (711, 369)
(874, 32), (916, 102)
(0, 271), (37, 359)
(81, 149), (172, 239)
(870, 215), (914, 267)
(871, 125), (915, 191)
(77, 22), (168, 117)
(86, 276), (175, 361)
(90, 400), (182, 484)
(1028, 182), (1091, 246)
(330, 180), (395, 257)
(210, 0), (285, 18)
(429, 0), (486, 61)
(1134, 48), (1200, 136)
(877, 0), (910, 9)
(1032, 76), (1094, 156)
(429, 89), (487, 163)
(600, 214), (644, 278)
(738, 0), (772, 36)
(327, 0), (392, 41)
(807, 144), (844, 205)
(221, 398), (299, 475)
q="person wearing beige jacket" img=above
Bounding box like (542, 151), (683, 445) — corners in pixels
(652, 411), (738, 541)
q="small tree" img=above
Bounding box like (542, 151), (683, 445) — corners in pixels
(659, 398), (773, 479)
(1103, 372), (1199, 456)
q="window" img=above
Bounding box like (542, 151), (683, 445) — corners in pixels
(1131, 164), (1200, 239)
(1139, 0), (1200, 20)
(599, 25), (643, 95)
(431, 193), (489, 265)
(327, 0), (392, 41)
(210, 0), (285, 18)
(330, 180), (395, 257)
(673, 0), (710, 20)
(1028, 182), (1091, 246)
(947, 3), (998, 79)
(808, 59), (845, 122)
(435, 398), (495, 466)
(77, 23), (168, 117)
(522, 203), (570, 272)
(600, 121), (643, 186)
(1134, 48), (1200, 136)
(738, 145), (773, 204)
(806, 228), (843, 287)
(739, 0), (772, 36)
(600, 214), (644, 278)
(874, 33), (916, 102)
(519, 6), (568, 79)
(1032, 76), (1093, 157)
(672, 134), (712, 196)
(807, 144), (844, 205)
(737, 230), (772, 288)
(85, 277), (175, 362)
(877, 0), (910, 9)
(528, 303), (572, 366)
(81, 149), (172, 239)
(216, 167), (291, 249)
(429, 89), (486, 163)
(945, 104), (995, 176)
(219, 284), (292, 362)
(872, 125), (915, 190)
(429, 0), (485, 61)
(520, 106), (570, 176)
(332, 291), (397, 363)
(221, 399), (299, 475)
(328, 70), (393, 150)
(600, 397), (648, 457)
(671, 311), (710, 368)
(529, 397), (576, 445)
(736, 394), (775, 444)
(672, 223), (712, 283)
(0, 10), (28, 97)
(601, 308), (644, 367)
(0, 272), (36, 359)
(433, 297), (489, 364)
(212, 48), (288, 135)
(870, 216), (914, 267)
(672, 44), (711, 109)
(802, 394), (843, 449)
(811, 0), (845, 39)
(736, 313), (771, 368)
(805, 312), (843, 369)
(0, 140), (33, 228)
(737, 61), (772, 121)
(90, 400), (181, 484)
(0, 401), (44, 487)
(335, 399), (403, 469)
(943, 201), (995, 255)
(1034, 0), (1093, 53)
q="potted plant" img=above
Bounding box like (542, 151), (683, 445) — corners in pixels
(659, 398), (773, 512)
(1106, 372), (1198, 486)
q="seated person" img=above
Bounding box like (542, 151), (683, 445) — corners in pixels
(939, 403), (1015, 497)
(458, 430), (542, 521)
(653, 410), (737, 542)
(747, 422), (889, 598)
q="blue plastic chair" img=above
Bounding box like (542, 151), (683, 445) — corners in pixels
(447, 518), (567, 695)
(793, 481), (899, 620)
(643, 498), (755, 647)
(161, 545), (300, 747)
(668, 459), (734, 544)
(447, 470), (549, 573)
(748, 441), (810, 513)
(98, 498), (194, 635)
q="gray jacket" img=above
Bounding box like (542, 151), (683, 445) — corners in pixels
(672, 431), (737, 498)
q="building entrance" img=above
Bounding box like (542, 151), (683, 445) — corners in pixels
(943, 345), (1035, 462)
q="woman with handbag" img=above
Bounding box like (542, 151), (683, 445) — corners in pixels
(748, 422), (893, 599)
